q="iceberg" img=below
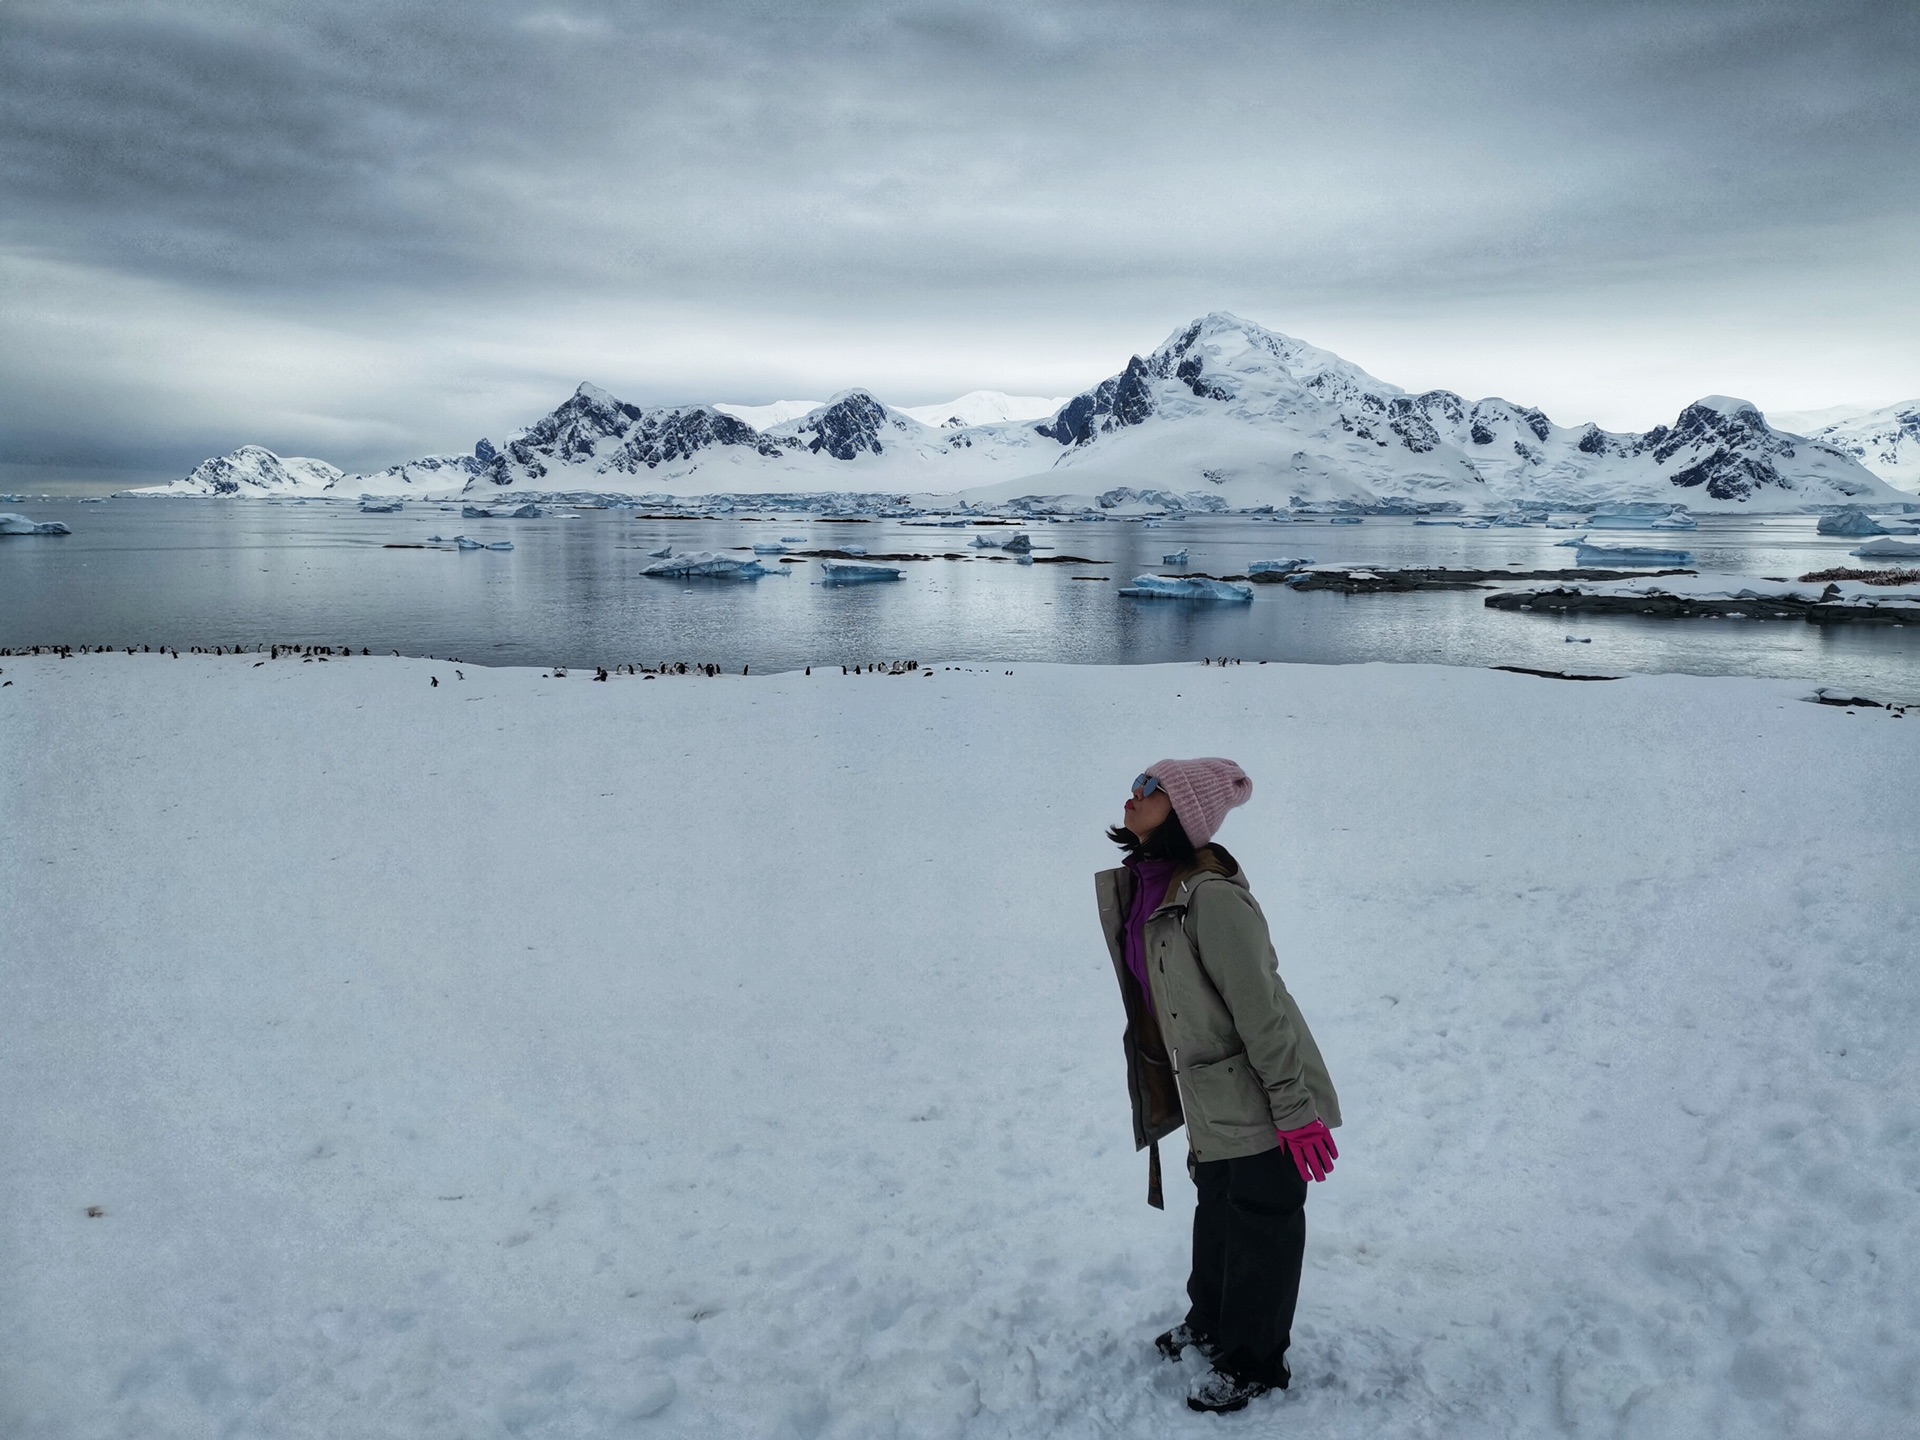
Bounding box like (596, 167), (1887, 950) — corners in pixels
(779, 536), (805, 544)
(1573, 542), (1694, 567)
(0, 513), (72, 536)
(487, 540), (514, 551)
(1589, 503), (1697, 530)
(1247, 557), (1315, 580)
(646, 544), (674, 559)
(1328, 516), (1364, 525)
(751, 542), (788, 555)
(1118, 575), (1254, 602)
(462, 502), (544, 519)
(969, 536), (1001, 548)
(358, 496), (403, 513)
(1816, 507), (1889, 537)
(454, 536), (484, 550)
(840, 545), (868, 556)
(1161, 549), (1190, 566)
(641, 550), (771, 579)
(1001, 533), (1032, 553)
(1851, 537), (1920, 559)
(819, 560), (903, 584)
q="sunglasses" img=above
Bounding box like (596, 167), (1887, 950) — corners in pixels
(1131, 773), (1163, 799)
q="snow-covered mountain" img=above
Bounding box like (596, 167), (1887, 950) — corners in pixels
(895, 391), (1068, 428)
(977, 315), (1898, 511)
(142, 314), (1905, 509)
(161, 445), (346, 496)
(711, 399), (823, 429)
(1771, 401), (1920, 494)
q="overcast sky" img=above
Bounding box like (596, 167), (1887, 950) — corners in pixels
(3, 0), (1916, 484)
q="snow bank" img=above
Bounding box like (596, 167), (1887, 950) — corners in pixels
(3, 657), (1917, 1439)
(0, 512), (71, 535)
(1118, 575), (1255, 601)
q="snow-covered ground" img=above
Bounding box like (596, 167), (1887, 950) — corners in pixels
(3, 655), (1917, 1439)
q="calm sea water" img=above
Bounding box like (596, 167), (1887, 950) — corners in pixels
(4, 498), (1918, 700)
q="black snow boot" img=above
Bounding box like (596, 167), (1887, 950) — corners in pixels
(1154, 1323), (1217, 1362)
(1186, 1359), (1287, 1414)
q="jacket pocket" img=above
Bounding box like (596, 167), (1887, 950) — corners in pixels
(1175, 1050), (1274, 1141)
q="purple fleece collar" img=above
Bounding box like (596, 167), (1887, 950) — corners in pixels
(1122, 856), (1181, 1011)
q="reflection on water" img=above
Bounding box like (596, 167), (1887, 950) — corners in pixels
(3, 498), (1918, 701)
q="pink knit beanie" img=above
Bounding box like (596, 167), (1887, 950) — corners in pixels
(1146, 757), (1252, 847)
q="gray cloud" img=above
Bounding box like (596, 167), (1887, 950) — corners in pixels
(2, 0), (1916, 480)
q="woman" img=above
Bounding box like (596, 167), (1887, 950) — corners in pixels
(1093, 757), (1341, 1414)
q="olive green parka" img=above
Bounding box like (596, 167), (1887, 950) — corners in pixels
(1095, 846), (1341, 1169)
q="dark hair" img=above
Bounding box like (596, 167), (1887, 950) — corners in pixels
(1107, 810), (1197, 864)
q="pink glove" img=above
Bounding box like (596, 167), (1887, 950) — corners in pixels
(1277, 1120), (1338, 1183)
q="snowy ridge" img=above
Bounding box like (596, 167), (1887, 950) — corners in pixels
(141, 315), (1906, 509)
(895, 391), (1069, 428)
(1770, 400), (1920, 494)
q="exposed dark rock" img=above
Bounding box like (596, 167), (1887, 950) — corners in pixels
(608, 408), (777, 471)
(790, 392), (892, 460)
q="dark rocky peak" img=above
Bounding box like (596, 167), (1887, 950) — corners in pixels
(516, 382), (645, 462)
(1387, 394), (1457, 454)
(607, 406), (782, 473)
(1464, 398), (1552, 446)
(1647, 397), (1781, 466)
(1409, 390), (1466, 427)
(1641, 397), (1803, 500)
(1035, 357), (1157, 447)
(789, 391), (894, 461)
(1107, 355), (1157, 427)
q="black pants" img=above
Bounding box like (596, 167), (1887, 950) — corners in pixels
(1184, 1145), (1307, 1385)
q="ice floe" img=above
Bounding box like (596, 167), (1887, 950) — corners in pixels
(641, 550), (772, 579)
(818, 561), (903, 584)
(1118, 574), (1254, 601)
(0, 513), (71, 535)
(1573, 542), (1695, 567)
